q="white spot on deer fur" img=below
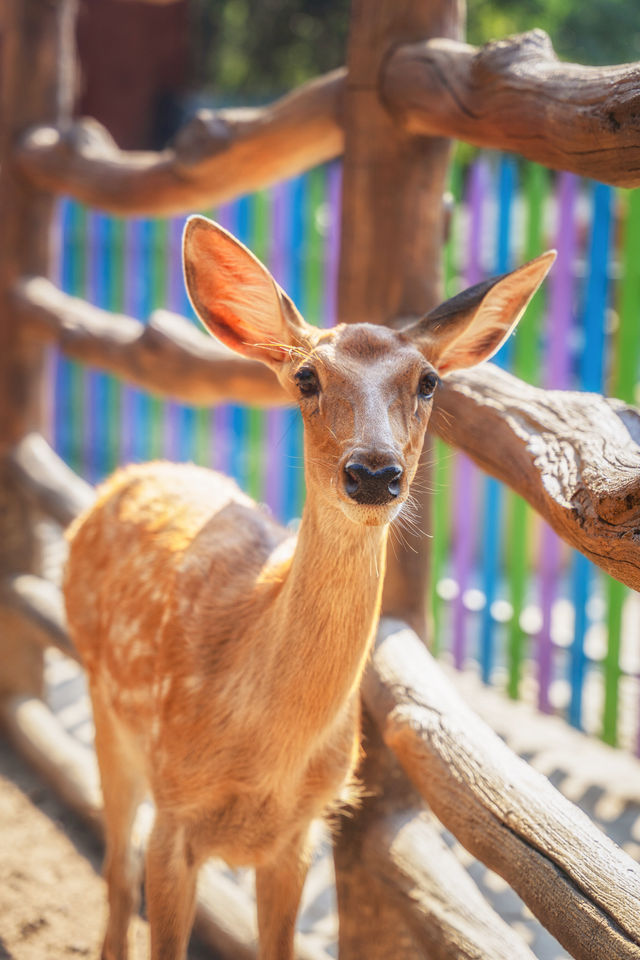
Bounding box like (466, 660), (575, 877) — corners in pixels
(116, 686), (148, 708)
(158, 676), (172, 701)
(182, 675), (204, 695)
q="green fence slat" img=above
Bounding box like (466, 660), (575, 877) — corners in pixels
(430, 156), (462, 654)
(603, 188), (640, 745)
(245, 190), (270, 502)
(194, 407), (211, 468)
(306, 166), (325, 328)
(507, 162), (548, 698)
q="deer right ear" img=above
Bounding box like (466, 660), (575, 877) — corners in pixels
(183, 215), (311, 367)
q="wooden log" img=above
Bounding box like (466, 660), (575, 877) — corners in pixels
(431, 363), (640, 591)
(337, 0), (463, 644)
(383, 29), (640, 188)
(335, 712), (536, 960)
(17, 69), (345, 216)
(0, 694), (102, 829)
(0, 693), (330, 960)
(364, 618), (640, 960)
(363, 812), (537, 959)
(1, 574), (80, 663)
(9, 431), (94, 526)
(0, 0), (77, 696)
(14, 278), (287, 407)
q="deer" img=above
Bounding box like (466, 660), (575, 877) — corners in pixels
(63, 214), (554, 960)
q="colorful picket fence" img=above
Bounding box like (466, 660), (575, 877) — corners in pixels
(47, 156), (640, 754)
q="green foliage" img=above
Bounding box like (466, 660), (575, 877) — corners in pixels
(189, 0), (640, 98)
(468, 0), (640, 66)
(189, 0), (350, 98)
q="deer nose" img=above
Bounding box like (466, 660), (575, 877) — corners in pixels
(343, 462), (403, 505)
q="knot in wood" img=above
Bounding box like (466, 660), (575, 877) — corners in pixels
(172, 110), (232, 166)
(474, 29), (555, 79)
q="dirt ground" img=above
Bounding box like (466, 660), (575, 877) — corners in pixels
(0, 733), (210, 960)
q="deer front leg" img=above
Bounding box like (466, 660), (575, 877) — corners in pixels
(145, 812), (200, 960)
(255, 829), (311, 960)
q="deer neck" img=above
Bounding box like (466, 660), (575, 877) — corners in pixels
(264, 495), (388, 739)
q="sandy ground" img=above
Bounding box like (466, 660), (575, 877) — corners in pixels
(0, 732), (211, 960)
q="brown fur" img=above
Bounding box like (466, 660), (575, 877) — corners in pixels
(64, 217), (554, 960)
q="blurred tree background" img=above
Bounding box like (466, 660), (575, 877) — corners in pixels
(189, 0), (640, 99)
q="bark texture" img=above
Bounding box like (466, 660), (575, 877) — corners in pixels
(336, 0), (464, 643)
(383, 29), (640, 187)
(432, 364), (640, 590)
(14, 278), (287, 408)
(17, 69), (345, 216)
(335, 713), (536, 960)
(0, 0), (77, 696)
(364, 618), (640, 960)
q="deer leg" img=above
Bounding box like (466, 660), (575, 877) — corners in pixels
(255, 830), (311, 960)
(145, 811), (200, 960)
(93, 700), (146, 960)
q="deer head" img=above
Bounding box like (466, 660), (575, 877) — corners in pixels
(184, 215), (554, 527)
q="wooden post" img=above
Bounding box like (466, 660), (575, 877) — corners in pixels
(335, 2), (464, 955)
(0, 0), (77, 696)
(337, 0), (464, 638)
(334, 713), (429, 959)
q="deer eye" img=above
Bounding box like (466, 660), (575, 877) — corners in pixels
(418, 371), (439, 400)
(294, 366), (319, 398)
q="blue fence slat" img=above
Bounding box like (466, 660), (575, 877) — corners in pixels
(479, 157), (516, 682)
(568, 182), (613, 728)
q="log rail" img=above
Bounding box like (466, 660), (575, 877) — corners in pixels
(15, 28), (640, 217)
(2, 0), (640, 958)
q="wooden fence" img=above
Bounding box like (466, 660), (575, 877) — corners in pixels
(2, 1), (640, 958)
(49, 156), (640, 751)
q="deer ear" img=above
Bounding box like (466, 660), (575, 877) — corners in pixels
(183, 215), (311, 366)
(408, 251), (556, 375)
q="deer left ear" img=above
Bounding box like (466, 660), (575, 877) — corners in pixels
(407, 251), (556, 375)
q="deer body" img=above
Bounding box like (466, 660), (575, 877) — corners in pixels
(64, 216), (553, 960)
(67, 460), (373, 865)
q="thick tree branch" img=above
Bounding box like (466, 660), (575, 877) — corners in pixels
(362, 810), (536, 959)
(383, 30), (640, 187)
(432, 364), (640, 590)
(335, 709), (535, 960)
(9, 431), (94, 526)
(17, 69), (345, 215)
(1, 573), (80, 662)
(14, 277), (287, 407)
(365, 619), (640, 960)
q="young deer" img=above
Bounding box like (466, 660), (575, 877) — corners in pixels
(64, 216), (554, 960)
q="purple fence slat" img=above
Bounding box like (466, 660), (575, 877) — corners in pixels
(537, 172), (578, 712)
(452, 160), (487, 668)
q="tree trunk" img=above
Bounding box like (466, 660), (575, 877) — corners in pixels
(337, 0), (464, 640)
(0, 0), (77, 695)
(334, 2), (465, 955)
